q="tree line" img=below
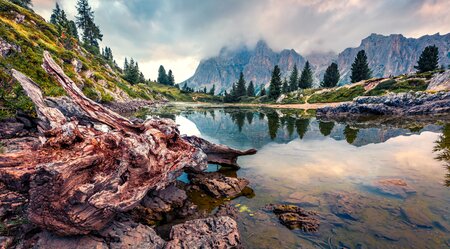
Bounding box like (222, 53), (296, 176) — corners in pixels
(223, 44), (442, 102)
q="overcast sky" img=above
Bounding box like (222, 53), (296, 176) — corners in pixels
(32, 0), (450, 82)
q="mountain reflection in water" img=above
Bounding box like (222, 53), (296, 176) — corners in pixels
(143, 106), (450, 249)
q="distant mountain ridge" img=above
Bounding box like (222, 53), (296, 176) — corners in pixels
(181, 33), (450, 92)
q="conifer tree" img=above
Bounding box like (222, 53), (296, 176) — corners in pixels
(350, 50), (371, 83)
(76, 0), (103, 50)
(299, 61), (313, 89)
(167, 70), (175, 86)
(157, 65), (168, 85)
(289, 64), (299, 92)
(247, 81), (255, 97)
(209, 84), (216, 95)
(415, 45), (439, 73)
(321, 62), (340, 88)
(282, 78), (289, 94)
(11, 0), (32, 9)
(50, 3), (62, 25)
(260, 85), (266, 96)
(268, 65), (282, 100)
(235, 72), (247, 98)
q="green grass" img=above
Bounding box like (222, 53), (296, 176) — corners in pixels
(365, 79), (428, 96)
(1, 0), (195, 118)
(308, 85), (366, 103)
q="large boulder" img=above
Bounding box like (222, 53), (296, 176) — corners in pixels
(427, 70), (450, 91)
(165, 216), (241, 249)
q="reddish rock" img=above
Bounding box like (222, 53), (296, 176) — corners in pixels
(369, 178), (416, 198)
(265, 204), (320, 232)
(189, 172), (250, 198)
(165, 216), (241, 249)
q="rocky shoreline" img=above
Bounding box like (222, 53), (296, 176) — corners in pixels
(317, 91), (450, 117)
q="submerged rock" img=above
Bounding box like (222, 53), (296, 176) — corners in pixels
(324, 192), (363, 221)
(189, 172), (250, 199)
(366, 178), (416, 198)
(165, 216), (241, 249)
(286, 192), (320, 207)
(265, 204), (320, 232)
(401, 206), (434, 229)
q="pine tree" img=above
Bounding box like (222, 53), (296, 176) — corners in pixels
(209, 84), (216, 95)
(76, 0), (103, 50)
(50, 3), (62, 25)
(247, 81), (255, 97)
(11, 0), (32, 9)
(138, 72), (146, 84)
(415, 45), (439, 73)
(350, 50), (371, 83)
(167, 70), (175, 86)
(67, 20), (79, 39)
(268, 65), (282, 100)
(282, 78), (289, 94)
(299, 61), (313, 89)
(260, 85), (266, 96)
(235, 72), (247, 98)
(157, 65), (168, 85)
(321, 62), (340, 88)
(289, 64), (299, 92)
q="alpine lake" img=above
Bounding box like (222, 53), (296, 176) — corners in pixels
(135, 103), (450, 249)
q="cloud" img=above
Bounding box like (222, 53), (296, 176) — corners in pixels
(32, 0), (450, 82)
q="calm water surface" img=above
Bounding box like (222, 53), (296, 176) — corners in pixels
(147, 105), (450, 249)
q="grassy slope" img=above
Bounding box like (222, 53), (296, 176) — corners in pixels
(279, 71), (443, 104)
(0, 0), (199, 119)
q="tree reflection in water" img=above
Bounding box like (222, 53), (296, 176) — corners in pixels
(434, 124), (450, 187)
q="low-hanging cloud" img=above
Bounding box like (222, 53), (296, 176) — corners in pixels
(33, 0), (450, 82)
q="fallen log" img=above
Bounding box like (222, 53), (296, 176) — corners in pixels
(0, 51), (256, 236)
(183, 135), (257, 168)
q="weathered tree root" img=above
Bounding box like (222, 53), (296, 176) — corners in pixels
(0, 51), (256, 236)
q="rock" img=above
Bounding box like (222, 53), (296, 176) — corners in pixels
(142, 184), (187, 212)
(99, 220), (166, 249)
(323, 192), (363, 221)
(0, 38), (20, 57)
(265, 204), (319, 232)
(189, 172), (249, 198)
(0, 236), (14, 249)
(0, 182), (27, 217)
(401, 206), (433, 229)
(0, 119), (25, 139)
(45, 96), (96, 125)
(165, 216), (241, 249)
(13, 12), (25, 23)
(286, 192), (320, 207)
(427, 70), (450, 91)
(366, 178), (416, 198)
(71, 58), (83, 73)
(33, 231), (108, 249)
(317, 91), (450, 117)
(215, 204), (239, 220)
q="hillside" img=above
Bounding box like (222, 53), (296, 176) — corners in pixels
(0, 0), (203, 119)
(182, 34), (450, 92)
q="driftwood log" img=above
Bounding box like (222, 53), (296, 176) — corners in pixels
(0, 51), (256, 235)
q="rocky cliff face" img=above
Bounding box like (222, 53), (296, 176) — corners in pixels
(182, 40), (306, 94)
(337, 33), (450, 83)
(183, 33), (450, 91)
